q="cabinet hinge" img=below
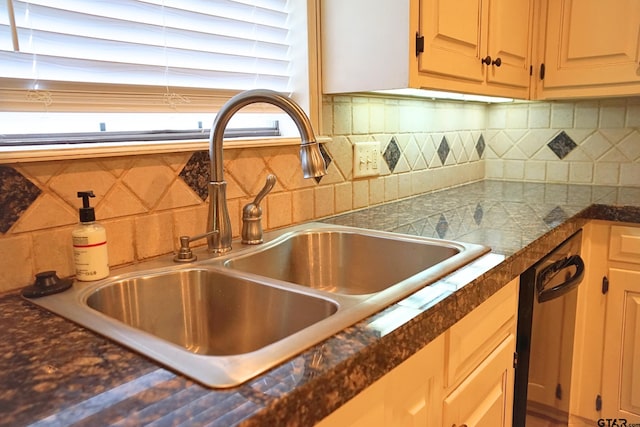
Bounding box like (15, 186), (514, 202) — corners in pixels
(602, 276), (609, 295)
(555, 383), (563, 400)
(596, 394), (602, 411)
(415, 33), (424, 56)
(513, 351), (518, 368)
(540, 63), (546, 80)
(529, 65), (533, 76)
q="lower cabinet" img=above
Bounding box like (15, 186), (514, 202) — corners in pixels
(443, 335), (515, 427)
(317, 279), (518, 427)
(574, 222), (640, 423)
(315, 333), (445, 427)
(601, 225), (640, 422)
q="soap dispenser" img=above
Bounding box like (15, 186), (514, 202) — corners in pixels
(72, 191), (109, 281)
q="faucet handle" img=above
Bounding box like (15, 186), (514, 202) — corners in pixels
(242, 174), (276, 244)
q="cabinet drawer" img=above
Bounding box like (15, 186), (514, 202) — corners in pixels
(446, 279), (518, 389)
(609, 226), (640, 264)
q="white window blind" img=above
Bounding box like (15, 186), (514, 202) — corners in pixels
(0, 0), (294, 114)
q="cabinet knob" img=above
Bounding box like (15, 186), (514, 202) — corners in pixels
(481, 55), (492, 65)
(492, 57), (502, 67)
(452, 424), (468, 427)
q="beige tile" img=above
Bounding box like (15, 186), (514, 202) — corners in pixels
(292, 188), (315, 223)
(314, 186), (335, 218)
(134, 211), (174, 259)
(327, 136), (353, 180)
(267, 191), (292, 229)
(98, 157), (135, 178)
(18, 161), (65, 186)
(155, 179), (203, 211)
(335, 182), (353, 213)
(12, 193), (77, 233)
(504, 160), (525, 180)
(594, 163), (620, 185)
(398, 173), (413, 198)
(122, 158), (177, 209)
(620, 163), (640, 186)
(411, 169), (431, 195)
(569, 162), (594, 183)
(103, 218), (135, 266)
(524, 161), (546, 181)
(98, 183), (147, 219)
(0, 234), (33, 292)
(352, 179), (369, 209)
(266, 146), (306, 191)
(333, 101), (352, 135)
(225, 149), (269, 195)
(352, 101), (370, 134)
(546, 161), (569, 182)
(369, 176), (385, 205)
(49, 160), (116, 209)
(384, 175), (399, 202)
(162, 152), (191, 172)
(173, 205), (209, 249)
(32, 226), (75, 279)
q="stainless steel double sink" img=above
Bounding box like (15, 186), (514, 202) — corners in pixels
(27, 223), (489, 388)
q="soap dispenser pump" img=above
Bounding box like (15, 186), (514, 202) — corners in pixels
(72, 191), (109, 281)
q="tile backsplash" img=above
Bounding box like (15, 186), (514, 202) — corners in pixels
(1, 94), (638, 291)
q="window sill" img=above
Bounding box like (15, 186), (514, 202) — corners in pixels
(0, 136), (332, 164)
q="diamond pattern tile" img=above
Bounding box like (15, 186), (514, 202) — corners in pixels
(383, 137), (401, 173)
(0, 166), (42, 233)
(436, 214), (448, 238)
(476, 134), (486, 158)
(438, 136), (450, 165)
(180, 151), (210, 201)
(543, 206), (567, 226)
(474, 203), (484, 225)
(547, 131), (577, 159)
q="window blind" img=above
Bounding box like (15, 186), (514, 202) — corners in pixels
(0, 0), (292, 113)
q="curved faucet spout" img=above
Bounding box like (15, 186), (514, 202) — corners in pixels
(206, 89), (327, 253)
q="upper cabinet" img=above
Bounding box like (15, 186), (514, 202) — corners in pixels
(321, 0), (534, 99)
(534, 0), (640, 99)
(419, 0), (533, 97)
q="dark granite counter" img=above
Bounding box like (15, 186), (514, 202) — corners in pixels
(1, 180), (639, 426)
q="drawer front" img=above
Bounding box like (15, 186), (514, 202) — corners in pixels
(609, 225), (640, 264)
(446, 279), (518, 389)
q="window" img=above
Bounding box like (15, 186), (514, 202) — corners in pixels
(0, 0), (316, 160)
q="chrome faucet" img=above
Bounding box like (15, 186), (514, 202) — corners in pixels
(205, 89), (327, 254)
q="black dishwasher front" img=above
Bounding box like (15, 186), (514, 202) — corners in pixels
(513, 229), (585, 426)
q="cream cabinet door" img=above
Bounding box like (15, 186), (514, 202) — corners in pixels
(419, 0), (486, 82)
(443, 334), (516, 427)
(602, 268), (640, 422)
(485, 0), (533, 90)
(419, 0), (532, 89)
(540, 0), (640, 94)
(316, 334), (444, 427)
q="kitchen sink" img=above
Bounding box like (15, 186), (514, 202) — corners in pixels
(225, 229), (460, 295)
(24, 223), (489, 388)
(86, 268), (338, 356)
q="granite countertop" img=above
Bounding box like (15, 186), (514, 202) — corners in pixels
(1, 180), (639, 427)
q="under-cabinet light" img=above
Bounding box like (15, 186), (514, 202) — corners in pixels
(373, 88), (514, 103)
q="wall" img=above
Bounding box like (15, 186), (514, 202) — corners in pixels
(1, 94), (638, 292)
(486, 97), (640, 185)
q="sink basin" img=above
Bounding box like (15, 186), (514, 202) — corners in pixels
(225, 229), (459, 295)
(24, 223), (489, 388)
(86, 268), (338, 356)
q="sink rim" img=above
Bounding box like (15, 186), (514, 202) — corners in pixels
(24, 222), (490, 388)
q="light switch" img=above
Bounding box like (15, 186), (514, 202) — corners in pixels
(353, 140), (381, 178)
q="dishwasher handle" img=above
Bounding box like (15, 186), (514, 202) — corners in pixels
(536, 255), (585, 303)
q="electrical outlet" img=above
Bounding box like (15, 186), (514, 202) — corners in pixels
(353, 140), (381, 178)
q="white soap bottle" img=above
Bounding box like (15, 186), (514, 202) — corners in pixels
(72, 191), (109, 281)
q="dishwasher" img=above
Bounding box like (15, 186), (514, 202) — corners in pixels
(513, 230), (585, 426)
